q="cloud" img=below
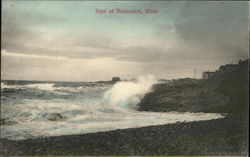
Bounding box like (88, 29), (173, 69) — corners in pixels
(173, 1), (248, 56)
(1, 1), (249, 81)
(2, 1), (68, 54)
(1, 50), (143, 81)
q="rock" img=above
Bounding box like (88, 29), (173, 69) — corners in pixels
(48, 113), (66, 121)
(112, 77), (121, 82)
(0, 118), (18, 125)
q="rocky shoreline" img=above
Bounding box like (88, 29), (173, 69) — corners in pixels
(138, 59), (248, 114)
(0, 115), (247, 156)
(1, 59), (248, 156)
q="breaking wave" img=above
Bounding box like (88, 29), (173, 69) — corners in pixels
(102, 75), (157, 111)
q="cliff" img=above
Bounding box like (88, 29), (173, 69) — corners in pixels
(138, 59), (249, 115)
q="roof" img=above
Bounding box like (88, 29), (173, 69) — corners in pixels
(203, 71), (215, 74)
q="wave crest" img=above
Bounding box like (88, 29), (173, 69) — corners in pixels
(1, 83), (55, 91)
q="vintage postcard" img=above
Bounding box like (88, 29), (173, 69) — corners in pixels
(1, 1), (249, 156)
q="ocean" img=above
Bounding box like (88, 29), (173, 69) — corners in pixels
(1, 77), (224, 140)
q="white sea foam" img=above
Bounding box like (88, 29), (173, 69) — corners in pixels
(1, 82), (55, 91)
(1, 110), (225, 140)
(26, 83), (55, 91)
(102, 75), (157, 111)
(1, 82), (109, 93)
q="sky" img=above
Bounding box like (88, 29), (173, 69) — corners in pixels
(1, 1), (249, 82)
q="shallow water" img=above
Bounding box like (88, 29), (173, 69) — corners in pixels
(1, 79), (224, 140)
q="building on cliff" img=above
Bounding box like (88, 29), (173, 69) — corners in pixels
(219, 64), (238, 72)
(202, 59), (248, 79)
(202, 72), (215, 79)
(112, 77), (121, 82)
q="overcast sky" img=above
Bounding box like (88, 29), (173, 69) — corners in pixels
(1, 1), (249, 82)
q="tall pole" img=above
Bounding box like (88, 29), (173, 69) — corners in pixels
(194, 68), (196, 79)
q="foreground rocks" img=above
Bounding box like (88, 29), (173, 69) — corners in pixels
(0, 115), (247, 156)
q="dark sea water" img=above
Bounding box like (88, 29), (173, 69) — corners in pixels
(1, 78), (224, 140)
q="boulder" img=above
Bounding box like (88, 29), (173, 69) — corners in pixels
(48, 113), (66, 121)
